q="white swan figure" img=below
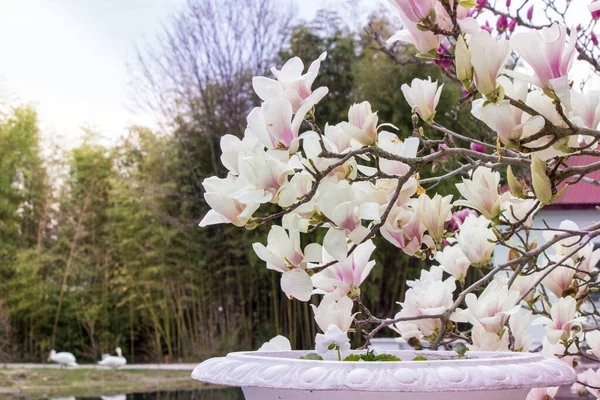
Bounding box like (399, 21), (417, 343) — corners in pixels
(100, 395), (126, 400)
(48, 350), (78, 368)
(97, 347), (127, 369)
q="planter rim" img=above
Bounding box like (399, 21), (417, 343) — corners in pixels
(192, 350), (576, 392)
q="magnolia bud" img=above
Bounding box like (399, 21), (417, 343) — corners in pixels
(507, 166), (524, 197)
(455, 35), (473, 83)
(526, 5), (534, 20)
(530, 155), (552, 204)
(470, 142), (486, 153)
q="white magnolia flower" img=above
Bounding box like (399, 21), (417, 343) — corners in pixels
(253, 52), (328, 112)
(253, 226), (322, 302)
(509, 310), (533, 352)
(542, 336), (578, 367)
(526, 387), (559, 400)
(199, 175), (261, 227)
(417, 193), (453, 243)
(455, 167), (510, 220)
(401, 77), (444, 123)
(311, 240), (377, 296)
(586, 330), (600, 359)
(395, 266), (456, 339)
(500, 197), (538, 227)
(258, 335), (292, 352)
(541, 257), (576, 299)
(378, 132), (420, 177)
(533, 297), (586, 345)
(302, 130), (357, 183)
(247, 97), (305, 152)
(580, 368), (600, 398)
(219, 131), (262, 175)
(509, 271), (541, 303)
(543, 220), (582, 257)
(435, 244), (471, 282)
(311, 292), (356, 333)
(453, 280), (521, 334)
(576, 242), (600, 278)
(571, 90), (600, 130)
(316, 181), (379, 260)
(347, 101), (379, 146)
(315, 324), (351, 361)
(455, 214), (496, 265)
(469, 30), (511, 97)
(468, 325), (509, 351)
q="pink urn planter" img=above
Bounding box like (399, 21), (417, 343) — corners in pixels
(192, 349), (576, 400)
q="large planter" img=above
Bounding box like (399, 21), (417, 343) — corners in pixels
(192, 350), (576, 400)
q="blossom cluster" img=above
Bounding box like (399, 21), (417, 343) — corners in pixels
(199, 0), (600, 398)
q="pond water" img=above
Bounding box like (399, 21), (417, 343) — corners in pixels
(52, 388), (244, 400)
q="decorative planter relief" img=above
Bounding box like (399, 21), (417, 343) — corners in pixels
(192, 350), (576, 400)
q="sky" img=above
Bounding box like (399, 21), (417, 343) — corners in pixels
(0, 0), (363, 147)
(0, 0), (595, 148)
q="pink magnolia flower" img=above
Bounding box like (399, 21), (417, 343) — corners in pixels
(387, 0), (437, 23)
(508, 19), (517, 32)
(401, 77), (444, 123)
(387, 7), (440, 53)
(533, 297), (586, 345)
(593, 32), (599, 46)
(311, 240), (377, 295)
(447, 208), (477, 232)
(511, 23), (577, 95)
(381, 201), (435, 256)
(590, 0), (600, 19)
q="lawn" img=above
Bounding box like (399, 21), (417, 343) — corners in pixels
(0, 368), (210, 398)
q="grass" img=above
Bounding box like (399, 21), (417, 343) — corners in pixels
(0, 367), (214, 399)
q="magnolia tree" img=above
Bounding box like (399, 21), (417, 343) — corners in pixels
(199, 0), (600, 398)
